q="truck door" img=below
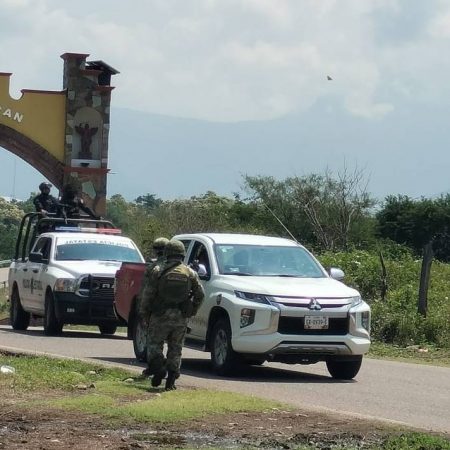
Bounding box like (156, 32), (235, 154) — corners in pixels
(186, 240), (211, 338)
(27, 237), (51, 314)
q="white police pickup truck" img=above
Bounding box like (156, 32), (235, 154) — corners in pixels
(9, 213), (144, 336)
(175, 233), (371, 380)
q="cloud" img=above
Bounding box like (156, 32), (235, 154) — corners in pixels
(0, 0), (446, 121)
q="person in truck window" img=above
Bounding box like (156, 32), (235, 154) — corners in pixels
(33, 182), (59, 215)
(139, 239), (205, 391)
(58, 184), (99, 220)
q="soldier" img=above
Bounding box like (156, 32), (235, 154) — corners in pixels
(139, 239), (205, 391)
(140, 237), (169, 377)
(33, 182), (59, 215)
(58, 184), (99, 219)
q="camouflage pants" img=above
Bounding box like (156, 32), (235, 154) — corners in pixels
(146, 308), (188, 376)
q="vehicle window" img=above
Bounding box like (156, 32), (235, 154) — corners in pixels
(214, 244), (325, 278)
(179, 240), (192, 254)
(188, 241), (211, 275)
(55, 239), (142, 263)
(32, 237), (51, 260)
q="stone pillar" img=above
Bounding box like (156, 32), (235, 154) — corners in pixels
(60, 53), (119, 216)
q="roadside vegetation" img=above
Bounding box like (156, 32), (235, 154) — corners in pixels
(1, 168), (449, 357)
(1, 352), (448, 449)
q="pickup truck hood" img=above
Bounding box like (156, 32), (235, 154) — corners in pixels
(215, 275), (360, 299)
(51, 260), (122, 278)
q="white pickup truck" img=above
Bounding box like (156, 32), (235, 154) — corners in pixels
(174, 233), (371, 380)
(8, 213), (144, 336)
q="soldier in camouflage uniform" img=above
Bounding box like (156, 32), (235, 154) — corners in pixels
(140, 237), (169, 377)
(139, 239), (205, 390)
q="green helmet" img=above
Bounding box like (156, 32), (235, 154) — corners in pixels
(152, 237), (169, 251)
(165, 239), (186, 258)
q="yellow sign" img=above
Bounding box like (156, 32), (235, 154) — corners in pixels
(0, 73), (66, 162)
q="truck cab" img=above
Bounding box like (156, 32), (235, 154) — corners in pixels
(9, 212), (144, 336)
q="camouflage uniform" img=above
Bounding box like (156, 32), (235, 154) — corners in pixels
(140, 239), (204, 390)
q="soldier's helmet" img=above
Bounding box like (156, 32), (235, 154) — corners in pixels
(164, 239), (186, 258)
(39, 182), (52, 192)
(152, 237), (169, 251)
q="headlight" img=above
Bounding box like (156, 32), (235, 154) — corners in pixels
(54, 278), (77, 292)
(240, 308), (255, 328)
(350, 296), (363, 307)
(235, 291), (273, 305)
(361, 311), (371, 332)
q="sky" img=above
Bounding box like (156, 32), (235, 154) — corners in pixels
(1, 0), (450, 201)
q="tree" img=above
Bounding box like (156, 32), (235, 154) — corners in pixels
(244, 168), (375, 251)
(0, 197), (25, 260)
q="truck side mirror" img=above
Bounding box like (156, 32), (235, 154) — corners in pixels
(196, 263), (210, 280)
(29, 252), (43, 263)
(328, 267), (345, 281)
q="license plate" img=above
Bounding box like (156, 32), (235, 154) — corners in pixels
(304, 315), (329, 329)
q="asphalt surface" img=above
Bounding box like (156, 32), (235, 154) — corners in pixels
(0, 325), (449, 434)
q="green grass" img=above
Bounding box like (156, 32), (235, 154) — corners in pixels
(369, 341), (450, 367)
(380, 432), (450, 450)
(0, 286), (8, 320)
(0, 352), (132, 391)
(53, 389), (281, 423)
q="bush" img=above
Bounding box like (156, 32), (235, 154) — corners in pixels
(319, 247), (450, 348)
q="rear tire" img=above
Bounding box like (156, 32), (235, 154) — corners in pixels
(10, 287), (30, 330)
(132, 316), (147, 361)
(326, 356), (363, 380)
(210, 318), (239, 376)
(44, 291), (63, 336)
(98, 324), (117, 335)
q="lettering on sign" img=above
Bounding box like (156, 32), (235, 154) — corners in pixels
(0, 105), (24, 123)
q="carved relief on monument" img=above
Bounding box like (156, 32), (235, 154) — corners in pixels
(71, 106), (102, 167)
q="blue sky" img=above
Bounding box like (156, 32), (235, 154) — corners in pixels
(0, 0), (449, 201)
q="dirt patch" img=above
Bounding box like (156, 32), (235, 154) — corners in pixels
(0, 388), (430, 450)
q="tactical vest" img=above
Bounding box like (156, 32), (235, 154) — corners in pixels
(154, 263), (192, 313)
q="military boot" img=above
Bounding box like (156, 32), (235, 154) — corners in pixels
(151, 368), (167, 388)
(165, 371), (178, 391)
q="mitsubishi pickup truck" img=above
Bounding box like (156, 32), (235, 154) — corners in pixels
(115, 233), (371, 380)
(8, 212), (144, 336)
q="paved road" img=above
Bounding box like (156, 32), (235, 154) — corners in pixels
(1, 325), (449, 434)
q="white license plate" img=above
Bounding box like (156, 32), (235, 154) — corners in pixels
(304, 315), (329, 329)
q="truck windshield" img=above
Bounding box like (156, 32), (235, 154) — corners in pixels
(55, 242), (142, 263)
(215, 244), (325, 278)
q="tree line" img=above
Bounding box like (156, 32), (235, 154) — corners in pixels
(1, 169), (449, 262)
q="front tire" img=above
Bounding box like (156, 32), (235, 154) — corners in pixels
(98, 324), (117, 335)
(44, 291), (63, 336)
(326, 356), (363, 380)
(10, 286), (30, 330)
(210, 318), (238, 376)
(132, 316), (147, 361)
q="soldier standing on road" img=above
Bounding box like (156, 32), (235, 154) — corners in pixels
(139, 239), (205, 391)
(140, 237), (169, 377)
(33, 182), (59, 215)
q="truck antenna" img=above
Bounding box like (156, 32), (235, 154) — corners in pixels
(261, 201), (299, 244)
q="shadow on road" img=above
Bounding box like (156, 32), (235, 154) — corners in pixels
(94, 355), (353, 385)
(0, 326), (127, 340)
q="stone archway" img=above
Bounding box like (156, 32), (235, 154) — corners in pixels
(0, 53), (119, 215)
(0, 124), (64, 187)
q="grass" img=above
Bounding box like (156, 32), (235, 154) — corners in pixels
(369, 341), (450, 367)
(53, 389), (280, 423)
(1, 352), (448, 449)
(0, 352), (282, 424)
(0, 286), (8, 320)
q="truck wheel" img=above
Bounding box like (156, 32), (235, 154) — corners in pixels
(326, 356), (363, 380)
(132, 316), (147, 361)
(98, 325), (117, 335)
(44, 291), (63, 336)
(210, 318), (238, 376)
(10, 287), (30, 330)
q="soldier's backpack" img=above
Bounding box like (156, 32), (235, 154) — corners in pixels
(155, 263), (192, 313)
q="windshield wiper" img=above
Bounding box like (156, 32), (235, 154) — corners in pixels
(222, 272), (253, 276)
